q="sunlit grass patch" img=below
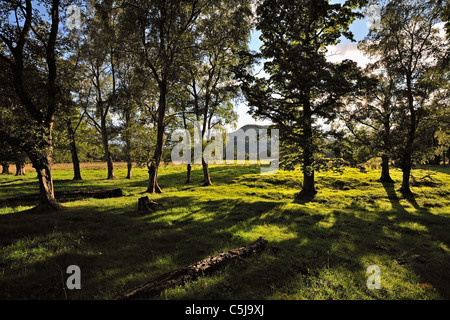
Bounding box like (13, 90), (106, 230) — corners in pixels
(0, 163), (449, 299)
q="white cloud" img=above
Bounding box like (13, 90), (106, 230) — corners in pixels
(326, 42), (373, 68)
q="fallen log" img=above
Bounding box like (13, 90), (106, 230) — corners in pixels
(114, 237), (268, 300)
(57, 188), (124, 199)
(2, 188), (124, 205)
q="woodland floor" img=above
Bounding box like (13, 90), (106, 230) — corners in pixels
(0, 162), (449, 300)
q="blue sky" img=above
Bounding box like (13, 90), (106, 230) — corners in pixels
(235, 1), (371, 129)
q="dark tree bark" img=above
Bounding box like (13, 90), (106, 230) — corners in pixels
(67, 118), (82, 180)
(15, 161), (25, 176)
(378, 113), (394, 183)
(147, 84), (166, 194)
(147, 162), (162, 194)
(379, 154), (394, 183)
(186, 164), (192, 183)
(101, 116), (115, 180)
(400, 77), (416, 195)
(126, 162), (132, 179)
(1, 163), (10, 175)
(400, 152), (413, 194)
(298, 103), (316, 198)
(29, 155), (60, 212)
(137, 196), (161, 213)
(201, 157), (212, 186)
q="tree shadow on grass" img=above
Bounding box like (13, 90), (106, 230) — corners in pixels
(381, 182), (450, 298)
(0, 195), (283, 299)
(158, 185), (450, 300)
(1, 181), (449, 300)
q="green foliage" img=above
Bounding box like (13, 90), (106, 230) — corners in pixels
(235, 0), (367, 186)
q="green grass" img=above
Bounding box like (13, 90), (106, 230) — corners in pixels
(0, 163), (449, 300)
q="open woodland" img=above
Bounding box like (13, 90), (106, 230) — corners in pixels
(0, 0), (449, 300)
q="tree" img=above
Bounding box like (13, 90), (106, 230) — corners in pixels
(183, 0), (252, 186)
(341, 67), (402, 182)
(236, 0), (367, 198)
(56, 36), (87, 180)
(121, 0), (215, 193)
(80, 0), (121, 180)
(115, 59), (157, 179)
(0, 0), (62, 212)
(361, 0), (447, 194)
(0, 139), (13, 175)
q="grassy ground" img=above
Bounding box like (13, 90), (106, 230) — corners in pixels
(0, 162), (449, 300)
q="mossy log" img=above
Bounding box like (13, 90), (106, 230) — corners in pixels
(115, 237), (268, 300)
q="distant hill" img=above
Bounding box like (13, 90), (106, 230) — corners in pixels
(236, 124), (271, 133)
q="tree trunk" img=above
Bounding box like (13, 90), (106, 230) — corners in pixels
(29, 156), (60, 212)
(147, 118), (164, 193)
(147, 162), (162, 194)
(101, 129), (115, 180)
(300, 169), (316, 197)
(126, 162), (132, 179)
(1, 163), (10, 175)
(71, 148), (82, 180)
(147, 83), (166, 194)
(400, 75), (415, 195)
(67, 119), (82, 180)
(15, 161), (26, 176)
(400, 151), (413, 195)
(298, 103), (316, 198)
(186, 164), (192, 184)
(379, 154), (394, 183)
(202, 157), (212, 186)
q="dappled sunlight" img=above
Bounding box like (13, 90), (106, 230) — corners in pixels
(1, 164), (449, 299)
(233, 224), (298, 243)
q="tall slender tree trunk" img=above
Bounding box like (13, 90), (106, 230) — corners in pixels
(147, 161), (162, 193)
(401, 153), (412, 191)
(104, 142), (115, 180)
(186, 164), (192, 184)
(147, 84), (166, 194)
(182, 111), (192, 184)
(379, 117), (394, 183)
(400, 77), (415, 195)
(147, 128), (163, 193)
(70, 144), (82, 180)
(101, 118), (115, 180)
(202, 157), (212, 186)
(126, 162), (132, 179)
(67, 119), (82, 180)
(298, 103), (316, 198)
